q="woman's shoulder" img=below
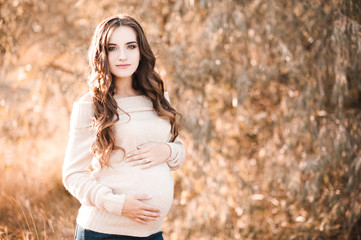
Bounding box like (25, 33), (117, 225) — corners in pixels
(70, 93), (94, 129)
(73, 92), (93, 109)
(164, 92), (170, 103)
(77, 92), (93, 103)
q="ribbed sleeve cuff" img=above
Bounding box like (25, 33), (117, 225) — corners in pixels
(165, 142), (176, 161)
(165, 142), (185, 170)
(103, 193), (126, 215)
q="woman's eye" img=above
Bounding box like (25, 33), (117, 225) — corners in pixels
(108, 46), (116, 51)
(128, 45), (137, 49)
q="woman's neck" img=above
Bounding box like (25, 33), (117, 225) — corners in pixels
(114, 77), (140, 98)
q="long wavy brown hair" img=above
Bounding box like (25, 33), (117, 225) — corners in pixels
(88, 14), (179, 167)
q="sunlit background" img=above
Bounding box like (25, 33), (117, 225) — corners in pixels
(1, 0), (361, 239)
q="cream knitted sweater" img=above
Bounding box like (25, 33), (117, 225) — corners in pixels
(62, 94), (185, 237)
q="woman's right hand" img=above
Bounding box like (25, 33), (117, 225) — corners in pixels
(122, 194), (161, 224)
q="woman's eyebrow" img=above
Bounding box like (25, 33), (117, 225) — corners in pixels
(108, 41), (137, 45)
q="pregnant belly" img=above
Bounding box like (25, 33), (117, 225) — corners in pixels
(97, 162), (174, 215)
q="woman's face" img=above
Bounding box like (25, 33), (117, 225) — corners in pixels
(107, 26), (140, 82)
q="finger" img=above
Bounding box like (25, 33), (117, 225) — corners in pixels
(134, 194), (152, 200)
(126, 148), (148, 158)
(141, 161), (155, 169)
(126, 151), (144, 159)
(131, 158), (151, 166)
(135, 218), (148, 225)
(141, 204), (161, 213)
(139, 215), (159, 222)
(137, 143), (150, 150)
(126, 154), (149, 162)
(141, 210), (161, 218)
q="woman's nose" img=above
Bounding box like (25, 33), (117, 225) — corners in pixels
(118, 48), (127, 60)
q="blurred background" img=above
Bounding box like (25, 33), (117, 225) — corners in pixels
(1, 0), (361, 239)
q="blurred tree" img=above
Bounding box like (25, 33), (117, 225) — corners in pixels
(0, 0), (360, 239)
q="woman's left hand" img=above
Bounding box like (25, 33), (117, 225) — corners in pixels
(125, 142), (171, 169)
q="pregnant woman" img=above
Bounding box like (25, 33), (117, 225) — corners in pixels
(62, 14), (185, 240)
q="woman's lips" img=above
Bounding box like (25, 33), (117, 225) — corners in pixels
(116, 64), (131, 69)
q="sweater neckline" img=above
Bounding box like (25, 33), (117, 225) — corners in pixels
(115, 94), (150, 104)
(113, 94), (145, 100)
(74, 95), (154, 113)
(115, 95), (153, 113)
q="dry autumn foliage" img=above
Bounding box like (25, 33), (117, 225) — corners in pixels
(0, 0), (360, 239)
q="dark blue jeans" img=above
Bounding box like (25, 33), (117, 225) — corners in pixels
(75, 225), (164, 240)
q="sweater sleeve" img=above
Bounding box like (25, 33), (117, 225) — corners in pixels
(166, 137), (186, 171)
(62, 102), (125, 214)
(163, 92), (186, 171)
